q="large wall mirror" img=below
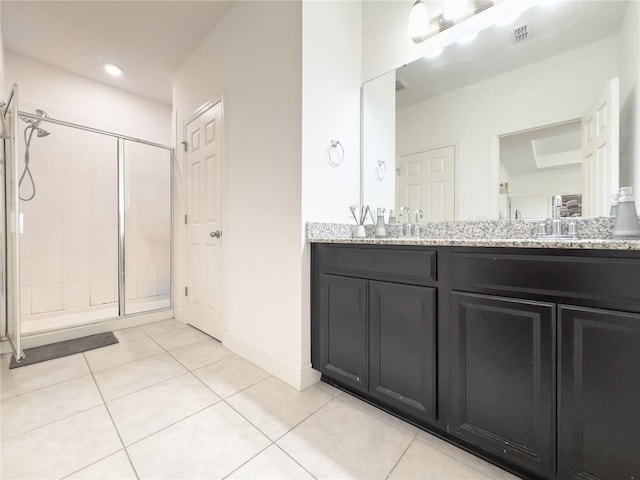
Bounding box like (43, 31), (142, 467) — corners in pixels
(362, 0), (638, 221)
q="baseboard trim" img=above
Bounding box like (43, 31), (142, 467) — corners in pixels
(223, 332), (319, 391)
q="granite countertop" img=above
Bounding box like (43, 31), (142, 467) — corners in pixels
(307, 220), (640, 250)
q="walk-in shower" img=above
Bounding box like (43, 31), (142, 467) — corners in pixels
(18, 109), (50, 201)
(2, 88), (173, 358)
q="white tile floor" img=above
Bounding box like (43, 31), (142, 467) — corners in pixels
(0, 320), (522, 480)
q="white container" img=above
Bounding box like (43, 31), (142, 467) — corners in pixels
(353, 225), (366, 238)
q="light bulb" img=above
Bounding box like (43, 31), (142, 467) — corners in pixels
(103, 63), (123, 77)
(408, 0), (430, 39)
(443, 0), (469, 21)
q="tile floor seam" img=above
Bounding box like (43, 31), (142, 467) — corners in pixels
(414, 434), (503, 478)
(0, 367), (90, 401)
(385, 433), (419, 480)
(0, 371), (94, 402)
(221, 387), (282, 442)
(140, 322), (188, 338)
(86, 350), (169, 376)
(219, 443), (274, 480)
(266, 391), (336, 443)
(120, 401), (220, 449)
(335, 395), (419, 438)
(59, 449), (129, 480)
(197, 367), (272, 400)
(0, 401), (104, 444)
(273, 442), (319, 480)
(81, 352), (141, 480)
(97, 367), (187, 403)
(164, 343), (237, 372)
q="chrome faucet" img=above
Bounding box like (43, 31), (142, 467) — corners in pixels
(399, 206), (411, 236)
(412, 209), (423, 237)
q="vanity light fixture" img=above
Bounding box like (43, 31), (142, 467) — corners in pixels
(103, 62), (123, 77)
(408, 0), (430, 40)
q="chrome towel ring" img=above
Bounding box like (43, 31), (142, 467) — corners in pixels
(327, 139), (344, 166)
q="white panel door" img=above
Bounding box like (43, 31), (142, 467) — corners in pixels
(184, 101), (223, 340)
(582, 78), (619, 217)
(397, 146), (455, 221)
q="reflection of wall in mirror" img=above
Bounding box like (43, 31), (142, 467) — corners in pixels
(362, 70), (395, 210)
(396, 35), (619, 220)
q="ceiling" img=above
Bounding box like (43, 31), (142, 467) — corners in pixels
(1, 1), (235, 105)
(500, 120), (581, 176)
(396, 1), (629, 108)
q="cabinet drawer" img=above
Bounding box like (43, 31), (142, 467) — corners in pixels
(450, 252), (640, 305)
(313, 245), (436, 285)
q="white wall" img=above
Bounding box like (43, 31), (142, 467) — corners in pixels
(362, 70), (396, 210)
(619, 0), (640, 208)
(173, 1), (308, 388)
(302, 1), (361, 223)
(396, 36), (619, 219)
(5, 53), (170, 144)
(509, 167), (582, 209)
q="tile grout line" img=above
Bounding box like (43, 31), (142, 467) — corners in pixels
(273, 443), (319, 480)
(385, 431), (418, 480)
(80, 352), (141, 480)
(220, 443), (274, 480)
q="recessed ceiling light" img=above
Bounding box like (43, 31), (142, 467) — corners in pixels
(103, 63), (123, 77)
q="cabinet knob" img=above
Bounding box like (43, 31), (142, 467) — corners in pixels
(210, 231), (221, 238)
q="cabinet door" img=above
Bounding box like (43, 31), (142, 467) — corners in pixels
(450, 292), (555, 478)
(369, 281), (437, 424)
(559, 305), (640, 480)
(318, 274), (368, 393)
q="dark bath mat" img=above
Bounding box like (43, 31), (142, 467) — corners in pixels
(9, 332), (119, 369)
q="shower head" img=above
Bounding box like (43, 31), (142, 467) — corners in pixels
(19, 109), (49, 127)
(36, 128), (50, 137)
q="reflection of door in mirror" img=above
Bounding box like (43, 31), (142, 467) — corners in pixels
(582, 78), (619, 217)
(396, 146), (455, 221)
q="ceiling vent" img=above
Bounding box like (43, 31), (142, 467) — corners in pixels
(396, 78), (408, 92)
(514, 24), (529, 42)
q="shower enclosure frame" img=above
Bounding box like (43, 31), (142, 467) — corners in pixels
(3, 96), (174, 358)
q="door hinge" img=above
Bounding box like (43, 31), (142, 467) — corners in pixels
(184, 214), (188, 225)
(181, 141), (188, 152)
(185, 286), (188, 296)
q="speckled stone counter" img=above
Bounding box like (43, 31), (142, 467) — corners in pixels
(307, 218), (640, 250)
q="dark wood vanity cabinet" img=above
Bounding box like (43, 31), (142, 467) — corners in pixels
(311, 243), (640, 480)
(449, 292), (556, 478)
(558, 305), (640, 480)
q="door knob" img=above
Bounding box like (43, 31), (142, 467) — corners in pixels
(210, 231), (221, 238)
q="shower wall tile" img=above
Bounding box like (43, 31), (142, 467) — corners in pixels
(91, 278), (116, 306)
(21, 286), (32, 315)
(91, 177), (117, 203)
(27, 255), (62, 285)
(137, 275), (158, 299)
(29, 168), (61, 199)
(90, 202), (117, 229)
(61, 174), (91, 202)
(20, 230), (32, 257)
(31, 227), (62, 257)
(90, 253), (116, 280)
(22, 199), (62, 227)
(59, 146), (91, 176)
(19, 257), (33, 287)
(63, 254), (90, 282)
(62, 201), (90, 227)
(32, 283), (63, 314)
(158, 275), (171, 296)
(63, 281), (90, 310)
(90, 228), (117, 253)
(63, 228), (90, 255)
(91, 152), (117, 179)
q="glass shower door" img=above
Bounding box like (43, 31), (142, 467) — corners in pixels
(123, 140), (171, 314)
(4, 84), (24, 360)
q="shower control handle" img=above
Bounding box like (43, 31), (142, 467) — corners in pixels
(210, 231), (222, 238)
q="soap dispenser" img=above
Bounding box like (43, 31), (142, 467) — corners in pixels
(612, 187), (640, 239)
(375, 208), (387, 238)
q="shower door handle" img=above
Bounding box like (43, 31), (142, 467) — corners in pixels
(210, 231), (221, 238)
